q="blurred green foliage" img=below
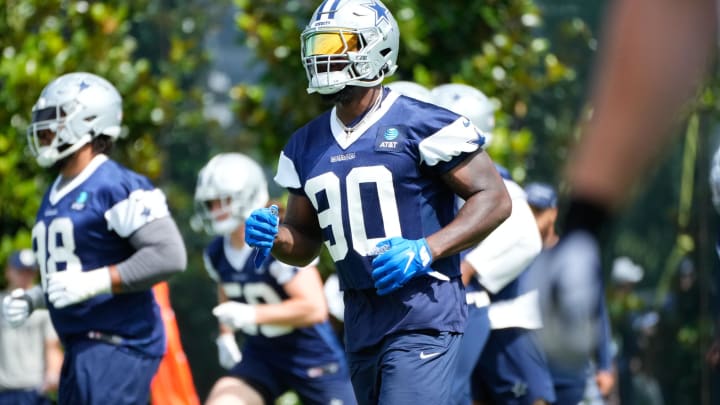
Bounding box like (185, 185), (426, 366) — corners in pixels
(2, 0), (719, 403)
(0, 0), (231, 398)
(0, 0), (227, 260)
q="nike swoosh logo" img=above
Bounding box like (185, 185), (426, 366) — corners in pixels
(403, 251), (415, 273)
(419, 351), (441, 360)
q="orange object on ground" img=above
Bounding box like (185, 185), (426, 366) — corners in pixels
(151, 282), (200, 405)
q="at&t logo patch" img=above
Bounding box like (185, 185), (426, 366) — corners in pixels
(375, 126), (405, 152)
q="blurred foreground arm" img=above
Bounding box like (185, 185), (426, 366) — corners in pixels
(569, 0), (717, 210)
(536, 0), (716, 366)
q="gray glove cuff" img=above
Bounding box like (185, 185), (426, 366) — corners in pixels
(25, 285), (46, 310)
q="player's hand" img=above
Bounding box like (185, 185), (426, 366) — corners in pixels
(529, 230), (602, 367)
(216, 333), (242, 369)
(371, 237), (433, 295)
(212, 302), (257, 331)
(244, 207), (279, 249)
(2, 288), (34, 327)
(595, 370), (615, 396)
(706, 337), (720, 370)
(47, 267), (112, 309)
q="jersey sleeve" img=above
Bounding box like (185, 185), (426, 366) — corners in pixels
(104, 187), (170, 238)
(268, 260), (299, 285)
(464, 180), (542, 293)
(274, 150), (304, 194)
(417, 115), (486, 175)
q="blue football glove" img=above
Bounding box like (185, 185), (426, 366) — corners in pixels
(528, 230), (602, 368)
(371, 237), (433, 295)
(245, 204), (279, 269)
(245, 206), (279, 250)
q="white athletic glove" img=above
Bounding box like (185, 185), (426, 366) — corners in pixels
(3, 288), (34, 327)
(212, 302), (257, 331)
(216, 333), (242, 369)
(47, 267), (112, 309)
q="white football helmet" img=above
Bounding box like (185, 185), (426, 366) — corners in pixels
(301, 0), (399, 94)
(385, 81), (432, 103)
(431, 83), (497, 139)
(28, 72), (123, 167)
(193, 153), (269, 235)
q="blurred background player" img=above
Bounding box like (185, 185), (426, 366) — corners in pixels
(2, 72), (187, 404)
(244, 1), (511, 403)
(432, 83), (554, 405)
(706, 146), (720, 404)
(384, 80), (433, 103)
(607, 256), (645, 405)
(531, 0), (717, 366)
(0, 249), (63, 405)
(525, 182), (616, 405)
(192, 153), (356, 405)
(430, 83), (496, 135)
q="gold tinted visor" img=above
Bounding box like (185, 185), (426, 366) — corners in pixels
(304, 31), (360, 56)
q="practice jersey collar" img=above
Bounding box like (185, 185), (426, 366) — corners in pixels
(223, 237), (254, 271)
(330, 89), (400, 150)
(49, 154), (108, 205)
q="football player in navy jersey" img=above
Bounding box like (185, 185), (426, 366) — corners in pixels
(193, 153), (356, 405)
(1, 72), (187, 404)
(243, 1), (511, 404)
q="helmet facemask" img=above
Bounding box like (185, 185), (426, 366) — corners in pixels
(194, 194), (245, 236)
(27, 103), (95, 168)
(302, 27), (392, 94)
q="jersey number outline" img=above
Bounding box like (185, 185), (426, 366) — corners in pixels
(304, 165), (401, 261)
(32, 218), (82, 291)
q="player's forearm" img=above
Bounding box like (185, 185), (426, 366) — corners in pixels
(43, 339), (63, 392)
(114, 217), (187, 293)
(272, 224), (323, 267)
(254, 298), (328, 327)
(428, 184), (511, 260)
(569, 0), (716, 209)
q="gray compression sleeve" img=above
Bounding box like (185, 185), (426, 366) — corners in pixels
(116, 216), (187, 292)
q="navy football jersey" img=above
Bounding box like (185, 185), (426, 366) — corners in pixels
(204, 238), (346, 369)
(274, 89), (485, 351)
(32, 154), (166, 357)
